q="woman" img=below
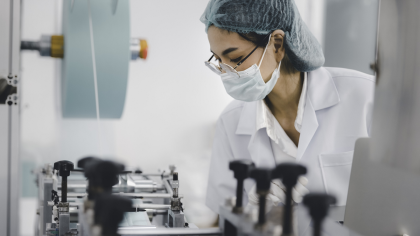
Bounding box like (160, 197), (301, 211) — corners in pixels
(201, 0), (375, 215)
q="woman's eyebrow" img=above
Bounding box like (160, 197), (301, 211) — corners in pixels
(222, 47), (238, 56)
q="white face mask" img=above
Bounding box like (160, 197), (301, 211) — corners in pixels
(220, 36), (281, 102)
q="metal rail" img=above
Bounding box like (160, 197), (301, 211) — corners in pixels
(134, 204), (170, 210)
(62, 192), (173, 198)
(118, 227), (222, 235)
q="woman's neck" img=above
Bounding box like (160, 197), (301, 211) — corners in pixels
(265, 64), (303, 119)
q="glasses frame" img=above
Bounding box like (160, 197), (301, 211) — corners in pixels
(205, 33), (271, 77)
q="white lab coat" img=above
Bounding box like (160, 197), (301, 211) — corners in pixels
(206, 67), (375, 214)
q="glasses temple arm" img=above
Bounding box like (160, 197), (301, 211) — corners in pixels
(234, 44), (259, 70)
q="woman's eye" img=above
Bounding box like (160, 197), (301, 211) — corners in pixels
(230, 56), (243, 63)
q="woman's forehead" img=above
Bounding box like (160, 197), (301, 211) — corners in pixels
(208, 27), (252, 54)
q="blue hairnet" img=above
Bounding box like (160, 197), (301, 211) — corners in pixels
(200, 0), (325, 72)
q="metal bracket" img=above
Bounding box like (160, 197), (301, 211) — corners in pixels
(0, 77), (18, 105)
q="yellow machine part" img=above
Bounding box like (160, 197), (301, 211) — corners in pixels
(139, 39), (148, 59)
(51, 35), (64, 58)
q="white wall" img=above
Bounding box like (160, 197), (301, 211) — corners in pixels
(19, 0), (325, 230)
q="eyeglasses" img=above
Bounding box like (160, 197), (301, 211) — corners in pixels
(204, 33), (271, 78)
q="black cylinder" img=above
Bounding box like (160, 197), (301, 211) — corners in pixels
(235, 179), (244, 208)
(282, 185), (293, 235)
(313, 220), (321, 236)
(258, 195), (266, 225)
(61, 176), (68, 203)
(20, 41), (40, 51)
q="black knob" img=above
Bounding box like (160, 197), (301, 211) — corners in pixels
(229, 160), (255, 211)
(53, 161), (74, 203)
(272, 163), (307, 188)
(303, 193), (336, 236)
(53, 160), (74, 177)
(249, 168), (272, 226)
(84, 160), (124, 200)
(272, 163), (307, 235)
(77, 156), (100, 169)
(94, 193), (132, 236)
(173, 172), (178, 181)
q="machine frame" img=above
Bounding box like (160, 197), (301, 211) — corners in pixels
(0, 0), (21, 235)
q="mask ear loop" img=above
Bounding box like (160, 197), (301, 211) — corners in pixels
(258, 33), (272, 68)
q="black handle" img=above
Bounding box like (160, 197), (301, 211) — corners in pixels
(229, 160), (255, 210)
(303, 193), (336, 236)
(53, 161), (74, 203)
(84, 160), (124, 200)
(272, 163), (307, 235)
(249, 168), (272, 225)
(77, 156), (100, 169)
(94, 193), (132, 236)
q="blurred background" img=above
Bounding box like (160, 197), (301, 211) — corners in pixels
(18, 0), (378, 235)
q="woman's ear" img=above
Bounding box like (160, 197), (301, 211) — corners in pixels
(272, 29), (285, 53)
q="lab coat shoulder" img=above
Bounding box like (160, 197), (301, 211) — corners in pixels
(326, 67), (375, 99)
(324, 67), (375, 136)
(326, 67), (375, 83)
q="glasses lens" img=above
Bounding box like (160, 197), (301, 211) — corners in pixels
(204, 61), (222, 75)
(220, 63), (240, 78)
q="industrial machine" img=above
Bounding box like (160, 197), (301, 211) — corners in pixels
(34, 157), (202, 236)
(33, 156), (362, 236)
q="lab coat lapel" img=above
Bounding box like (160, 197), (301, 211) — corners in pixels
(296, 98), (318, 161)
(297, 68), (340, 160)
(248, 128), (276, 168)
(235, 102), (276, 167)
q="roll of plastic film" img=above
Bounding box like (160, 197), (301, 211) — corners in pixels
(61, 0), (130, 119)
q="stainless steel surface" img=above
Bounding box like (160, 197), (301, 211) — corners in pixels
(346, 138), (420, 235)
(61, 192), (172, 199)
(130, 38), (140, 60)
(219, 204), (360, 236)
(134, 204), (170, 210)
(163, 179), (173, 197)
(118, 227), (222, 235)
(370, 0), (420, 173)
(113, 193), (173, 198)
(344, 1), (420, 235)
(39, 35), (51, 56)
(168, 210), (185, 228)
(43, 180), (54, 234)
(59, 213), (70, 236)
(145, 209), (168, 215)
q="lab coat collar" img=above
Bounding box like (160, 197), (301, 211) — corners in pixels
(307, 67), (340, 111)
(235, 101), (257, 135)
(235, 67), (340, 136)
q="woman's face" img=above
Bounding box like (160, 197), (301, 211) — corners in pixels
(207, 26), (282, 82)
